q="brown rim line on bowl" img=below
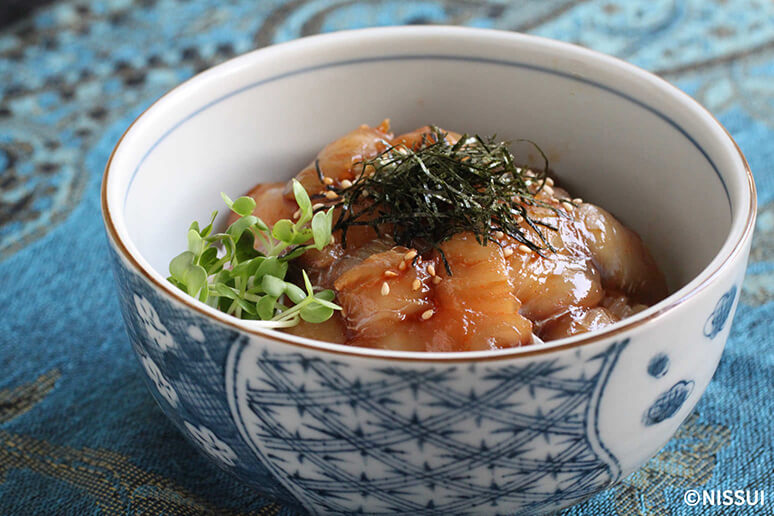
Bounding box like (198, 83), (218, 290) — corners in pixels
(101, 26), (756, 362)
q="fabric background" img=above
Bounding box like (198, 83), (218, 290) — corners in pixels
(0, 1), (772, 514)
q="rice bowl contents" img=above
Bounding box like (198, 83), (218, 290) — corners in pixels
(172, 120), (667, 352)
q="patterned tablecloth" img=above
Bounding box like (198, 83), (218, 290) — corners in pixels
(1, 1), (772, 514)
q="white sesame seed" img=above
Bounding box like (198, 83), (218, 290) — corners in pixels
(329, 234), (335, 244)
(427, 264), (436, 277)
(381, 282), (390, 296)
(412, 279), (422, 291)
(404, 249), (418, 262)
(542, 185), (554, 197)
(432, 276), (442, 285)
(518, 244), (532, 253)
(362, 190), (370, 197)
(384, 270), (398, 278)
(292, 209), (301, 220)
(312, 203), (325, 211)
(573, 197), (583, 204)
(516, 215), (524, 223)
(545, 177), (555, 187)
(323, 176), (334, 185)
(340, 179), (353, 189)
(398, 261), (407, 271)
(503, 247), (514, 257)
(494, 231), (504, 239)
(324, 190), (338, 200)
(421, 309), (434, 320)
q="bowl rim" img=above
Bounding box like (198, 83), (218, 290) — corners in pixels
(101, 25), (757, 362)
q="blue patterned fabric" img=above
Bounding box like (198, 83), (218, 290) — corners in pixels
(0, 1), (772, 514)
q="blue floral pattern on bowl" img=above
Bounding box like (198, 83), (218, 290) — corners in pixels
(704, 285), (738, 339)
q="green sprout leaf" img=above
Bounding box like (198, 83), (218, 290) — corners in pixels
(302, 270), (314, 295)
(300, 302), (334, 324)
(227, 215), (259, 241)
(199, 246), (220, 274)
(292, 178), (312, 222)
(213, 283), (239, 299)
(220, 192), (234, 209)
(285, 283), (306, 304)
(256, 256), (287, 280)
(252, 216), (270, 232)
(234, 296), (257, 315)
(256, 295), (277, 320)
(169, 251), (194, 281)
(187, 229), (205, 255)
(311, 211), (331, 250)
(234, 230), (259, 263)
(183, 263), (208, 300)
(281, 245), (310, 262)
(315, 289), (336, 302)
(200, 211), (218, 237)
(232, 196), (257, 217)
(261, 275), (286, 298)
(169, 185), (341, 328)
(272, 219), (294, 243)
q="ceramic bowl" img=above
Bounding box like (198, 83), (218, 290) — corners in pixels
(101, 27), (755, 515)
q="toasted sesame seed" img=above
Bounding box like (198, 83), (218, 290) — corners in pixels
(381, 282), (390, 296)
(398, 261), (407, 271)
(427, 264), (436, 277)
(412, 279), (422, 291)
(542, 185), (554, 196)
(384, 270), (398, 278)
(494, 230), (504, 239)
(323, 176), (334, 185)
(404, 249), (418, 262)
(573, 197), (583, 204)
(545, 177), (555, 187)
(292, 209), (301, 220)
(312, 203), (325, 211)
(362, 190), (370, 197)
(432, 276), (442, 284)
(329, 234), (335, 244)
(516, 215), (524, 223)
(421, 309), (434, 320)
(340, 179), (353, 189)
(503, 247), (514, 257)
(324, 190), (338, 200)
(518, 244), (532, 253)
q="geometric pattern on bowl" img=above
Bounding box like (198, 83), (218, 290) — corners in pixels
(227, 340), (628, 514)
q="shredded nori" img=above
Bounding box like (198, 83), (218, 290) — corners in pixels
(316, 127), (562, 274)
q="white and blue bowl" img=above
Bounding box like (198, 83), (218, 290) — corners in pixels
(101, 27), (756, 515)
